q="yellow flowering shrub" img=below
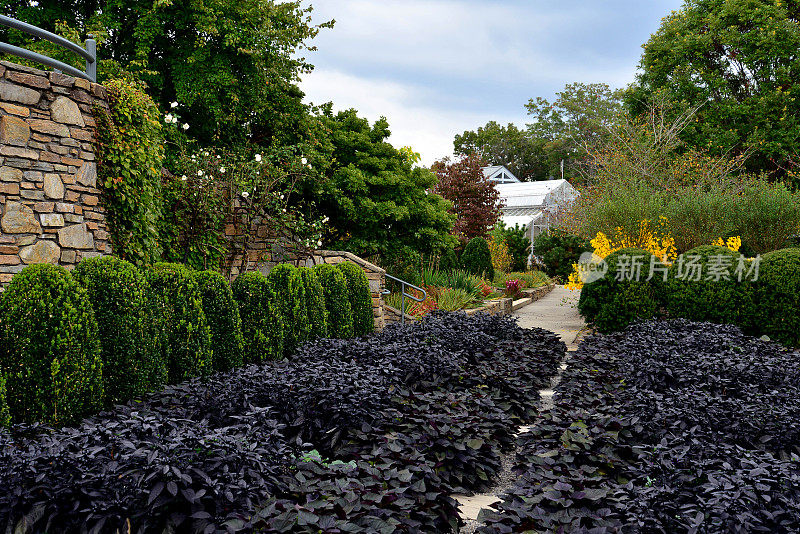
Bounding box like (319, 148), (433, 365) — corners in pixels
(488, 237), (512, 273)
(712, 236), (742, 252)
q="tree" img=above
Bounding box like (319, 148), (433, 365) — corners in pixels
(526, 82), (625, 181)
(432, 154), (502, 243)
(0, 0), (332, 149)
(454, 122), (548, 180)
(309, 108), (455, 264)
(629, 0), (800, 182)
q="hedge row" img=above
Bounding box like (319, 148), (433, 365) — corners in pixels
(0, 312), (565, 532)
(578, 245), (800, 345)
(0, 259), (374, 426)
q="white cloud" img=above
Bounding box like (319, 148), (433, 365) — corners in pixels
(301, 68), (525, 166)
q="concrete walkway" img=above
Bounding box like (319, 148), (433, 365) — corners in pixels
(456, 286), (588, 530)
(514, 285), (585, 350)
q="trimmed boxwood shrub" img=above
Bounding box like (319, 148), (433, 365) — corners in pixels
(0, 264), (103, 425)
(313, 264), (354, 339)
(461, 236), (494, 280)
(267, 264), (308, 356)
(755, 248), (800, 347)
(194, 270), (244, 372)
(145, 263), (212, 383)
(532, 229), (592, 280)
(336, 262), (375, 336)
(231, 271), (284, 362)
(439, 246), (460, 272)
(73, 256), (158, 405)
(0, 375), (9, 428)
(298, 266), (327, 339)
(578, 247), (664, 334)
(664, 245), (756, 329)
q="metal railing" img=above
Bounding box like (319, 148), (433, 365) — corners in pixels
(382, 274), (427, 325)
(0, 15), (96, 82)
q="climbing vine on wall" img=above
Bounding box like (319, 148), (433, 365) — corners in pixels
(94, 78), (164, 264)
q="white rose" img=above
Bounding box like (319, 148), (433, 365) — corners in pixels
(241, 191), (249, 198)
(301, 157), (308, 165)
(197, 170), (203, 177)
(181, 175), (187, 181)
(255, 154), (262, 162)
(219, 167), (226, 174)
(164, 113), (174, 123)
(182, 123), (189, 130)
(171, 101), (178, 108)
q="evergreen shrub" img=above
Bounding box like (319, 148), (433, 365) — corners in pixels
(755, 248), (800, 347)
(298, 267), (328, 339)
(267, 264), (308, 356)
(0, 265), (103, 425)
(194, 270), (245, 372)
(313, 264), (354, 339)
(73, 256), (158, 405)
(145, 263), (212, 383)
(231, 271), (284, 362)
(337, 262), (375, 336)
(461, 237), (494, 280)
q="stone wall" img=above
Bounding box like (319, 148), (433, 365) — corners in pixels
(0, 61), (111, 284)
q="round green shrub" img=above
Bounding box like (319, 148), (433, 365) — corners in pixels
(231, 271), (284, 362)
(298, 266), (328, 339)
(461, 237), (494, 280)
(145, 263), (212, 383)
(267, 264), (309, 356)
(194, 270), (245, 372)
(337, 262), (375, 337)
(578, 248), (664, 334)
(0, 264), (103, 425)
(313, 264), (354, 339)
(73, 256), (159, 405)
(664, 245), (756, 328)
(754, 248), (800, 347)
(533, 230), (592, 280)
(439, 246), (460, 272)
(0, 375), (10, 428)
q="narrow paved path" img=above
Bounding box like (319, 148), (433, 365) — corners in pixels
(514, 285), (585, 350)
(457, 285), (587, 532)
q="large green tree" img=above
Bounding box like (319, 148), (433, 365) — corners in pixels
(526, 82), (625, 182)
(628, 0), (800, 182)
(0, 0), (331, 148)
(453, 122), (548, 180)
(309, 108), (455, 263)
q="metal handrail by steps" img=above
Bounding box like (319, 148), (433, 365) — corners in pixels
(0, 15), (96, 82)
(382, 274), (427, 325)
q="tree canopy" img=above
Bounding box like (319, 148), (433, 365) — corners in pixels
(311, 108), (455, 263)
(454, 122), (548, 180)
(628, 0), (800, 182)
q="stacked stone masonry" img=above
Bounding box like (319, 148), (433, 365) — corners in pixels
(0, 61), (111, 284)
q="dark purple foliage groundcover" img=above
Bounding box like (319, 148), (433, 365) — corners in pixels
(479, 320), (800, 533)
(0, 311), (564, 533)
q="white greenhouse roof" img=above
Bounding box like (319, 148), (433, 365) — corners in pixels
(501, 212), (543, 230)
(495, 179), (573, 209)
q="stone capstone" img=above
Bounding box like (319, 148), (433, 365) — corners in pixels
(0, 115), (31, 146)
(50, 96), (85, 126)
(1, 202), (41, 234)
(19, 240), (60, 264)
(58, 223), (94, 249)
(76, 162), (96, 187)
(43, 174), (64, 199)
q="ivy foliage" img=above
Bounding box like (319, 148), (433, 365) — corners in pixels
(266, 264), (308, 356)
(298, 266), (328, 339)
(145, 263), (212, 383)
(193, 270), (245, 372)
(0, 265), (103, 426)
(72, 256), (157, 405)
(94, 78), (164, 265)
(336, 262), (374, 337)
(313, 264), (354, 339)
(231, 272), (284, 362)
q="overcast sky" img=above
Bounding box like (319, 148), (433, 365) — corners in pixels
(301, 1), (684, 165)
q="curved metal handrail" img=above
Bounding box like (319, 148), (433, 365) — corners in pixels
(0, 15), (96, 82)
(382, 273), (427, 325)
